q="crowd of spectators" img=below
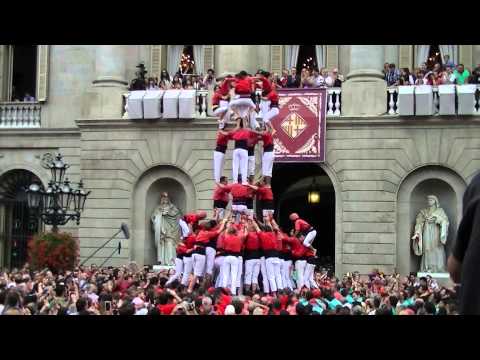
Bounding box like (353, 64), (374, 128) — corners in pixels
(275, 67), (344, 89)
(383, 55), (480, 87)
(0, 264), (458, 315)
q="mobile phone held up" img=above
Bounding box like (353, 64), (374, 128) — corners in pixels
(105, 301), (112, 312)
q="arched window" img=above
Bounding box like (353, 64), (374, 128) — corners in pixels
(296, 45), (318, 72)
(180, 45), (195, 75)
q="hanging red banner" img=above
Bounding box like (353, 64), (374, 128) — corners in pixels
(270, 88), (327, 162)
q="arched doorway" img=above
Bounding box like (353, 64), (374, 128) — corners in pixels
(271, 163), (336, 272)
(0, 169), (43, 269)
(132, 165), (196, 266)
(396, 166), (466, 275)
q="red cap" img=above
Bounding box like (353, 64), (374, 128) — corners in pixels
(207, 287), (215, 295)
(312, 289), (322, 298)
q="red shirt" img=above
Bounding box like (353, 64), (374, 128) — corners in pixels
(295, 218), (311, 233)
(235, 77), (252, 95)
(223, 234), (243, 253)
(280, 234), (291, 254)
(267, 90), (279, 105)
(195, 229), (218, 245)
(259, 231), (278, 251)
(304, 247), (315, 258)
(184, 234), (196, 252)
(246, 186), (256, 200)
(212, 92), (222, 106)
(232, 128), (253, 141)
(245, 231), (260, 251)
(289, 236), (305, 258)
(216, 233), (225, 250)
(216, 131), (231, 146)
(213, 185), (230, 202)
(262, 132), (274, 148)
(219, 77), (235, 95)
(256, 186), (273, 201)
(157, 303), (176, 315)
(259, 77), (273, 95)
(176, 243), (188, 256)
(228, 183), (249, 199)
(184, 213), (201, 226)
(247, 131), (259, 148)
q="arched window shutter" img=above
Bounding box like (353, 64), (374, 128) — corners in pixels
(36, 45), (50, 102)
(203, 45), (214, 75)
(270, 45), (283, 74)
(150, 45), (163, 80)
(399, 45), (413, 69)
(459, 45), (472, 70)
(326, 45), (338, 70)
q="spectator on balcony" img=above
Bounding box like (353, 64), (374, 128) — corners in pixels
(192, 75), (204, 90)
(383, 62), (390, 81)
(452, 64), (470, 85)
(415, 71), (426, 85)
(279, 69), (289, 88)
(469, 65), (480, 84)
(160, 69), (172, 89)
(312, 68), (326, 87)
(443, 55), (455, 69)
(272, 73), (282, 90)
(326, 69), (343, 88)
(23, 93), (35, 102)
(386, 63), (400, 86)
(147, 77), (159, 90)
(286, 67), (301, 88)
(300, 69), (314, 88)
(185, 79), (194, 90)
(204, 69), (216, 89)
(400, 68), (415, 85)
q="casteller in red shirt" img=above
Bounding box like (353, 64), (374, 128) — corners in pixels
(295, 218), (312, 234)
(157, 303), (176, 315)
(235, 76), (253, 95)
(213, 184), (230, 203)
(228, 183), (249, 200)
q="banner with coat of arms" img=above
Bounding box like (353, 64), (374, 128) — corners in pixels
(270, 88), (327, 162)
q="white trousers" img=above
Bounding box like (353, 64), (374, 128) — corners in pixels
(248, 155), (255, 176)
(303, 230), (317, 247)
(262, 151), (274, 177)
(262, 209), (275, 218)
(281, 259), (293, 290)
(221, 255), (239, 295)
(213, 151), (225, 183)
(192, 253), (206, 277)
(260, 256), (270, 293)
(213, 100), (230, 123)
(181, 257), (193, 286)
(214, 256), (225, 288)
(205, 247), (216, 276)
(166, 257), (184, 285)
(263, 107), (279, 124)
(236, 256), (243, 289)
(259, 99), (271, 119)
(295, 259), (307, 290)
(232, 148), (249, 184)
(265, 257), (282, 292)
(216, 208), (226, 220)
(229, 97), (255, 119)
(249, 111), (259, 129)
(244, 258), (261, 285)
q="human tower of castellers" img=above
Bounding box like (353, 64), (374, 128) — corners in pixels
(167, 70), (319, 296)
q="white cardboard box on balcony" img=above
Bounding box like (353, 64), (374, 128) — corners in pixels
(438, 85), (456, 115)
(414, 85), (434, 116)
(457, 84), (477, 115)
(127, 91), (146, 119)
(143, 90), (164, 119)
(397, 86), (414, 116)
(163, 90), (181, 119)
(179, 89), (197, 119)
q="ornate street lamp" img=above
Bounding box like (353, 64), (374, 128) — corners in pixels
(307, 177), (320, 205)
(25, 153), (90, 232)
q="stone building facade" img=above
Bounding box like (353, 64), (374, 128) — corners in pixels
(1, 45), (480, 275)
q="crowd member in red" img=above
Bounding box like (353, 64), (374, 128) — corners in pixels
(289, 212), (317, 253)
(213, 176), (230, 220)
(257, 217), (283, 295)
(255, 177), (274, 218)
(228, 70), (256, 120)
(212, 75), (235, 129)
(213, 126), (232, 184)
(231, 117), (255, 185)
(189, 220), (226, 292)
(221, 219), (247, 295)
(243, 219), (261, 293)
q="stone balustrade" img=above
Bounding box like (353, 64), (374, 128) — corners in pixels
(0, 102), (41, 128)
(327, 87), (342, 117)
(387, 85), (480, 116)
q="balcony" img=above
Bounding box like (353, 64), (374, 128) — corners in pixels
(0, 102), (41, 128)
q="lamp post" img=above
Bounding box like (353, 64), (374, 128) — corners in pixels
(25, 153), (90, 232)
(307, 177), (320, 205)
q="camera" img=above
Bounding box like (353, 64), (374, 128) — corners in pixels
(105, 301), (112, 312)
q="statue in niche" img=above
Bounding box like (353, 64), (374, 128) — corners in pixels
(411, 195), (449, 272)
(151, 192), (181, 265)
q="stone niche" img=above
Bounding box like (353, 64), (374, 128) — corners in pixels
(132, 165), (196, 266)
(396, 166), (466, 275)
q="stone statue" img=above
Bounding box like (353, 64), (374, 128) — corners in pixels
(151, 192), (181, 265)
(411, 195), (449, 272)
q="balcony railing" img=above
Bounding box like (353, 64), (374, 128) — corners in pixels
(327, 88), (342, 117)
(387, 85), (480, 116)
(0, 102), (41, 128)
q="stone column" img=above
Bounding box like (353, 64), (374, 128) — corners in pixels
(341, 45), (387, 117)
(87, 45), (128, 119)
(214, 45), (257, 77)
